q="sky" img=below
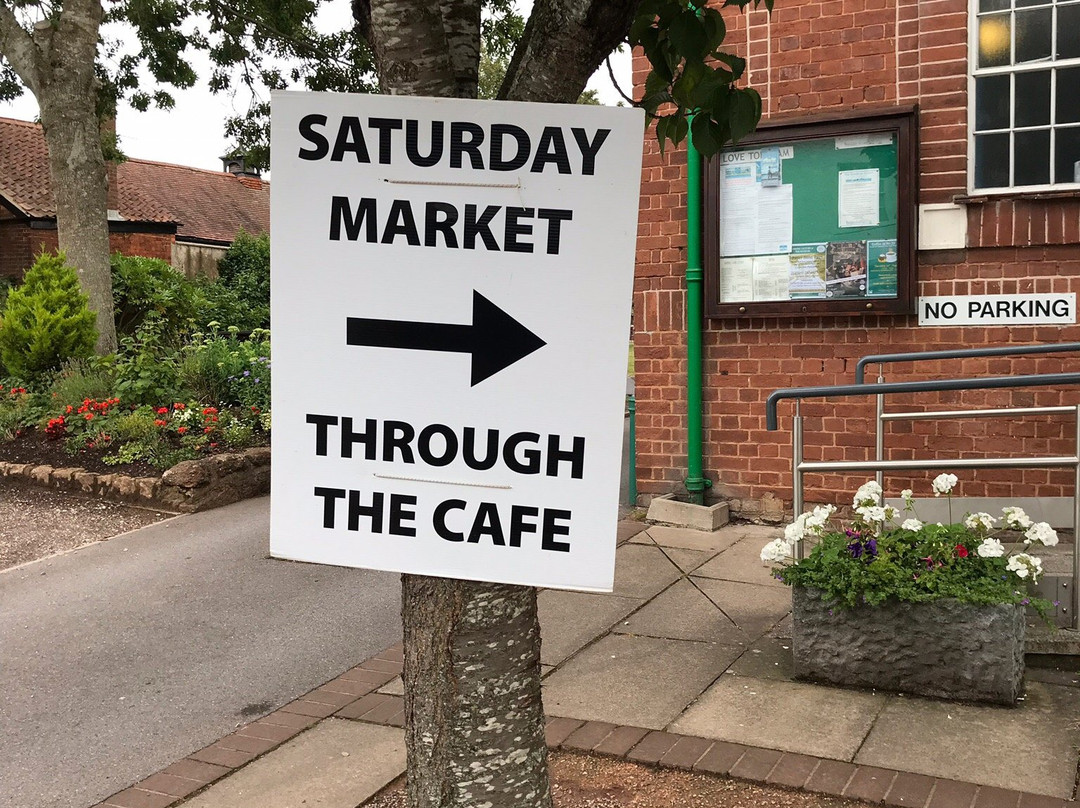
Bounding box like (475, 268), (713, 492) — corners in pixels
(0, 1), (633, 173)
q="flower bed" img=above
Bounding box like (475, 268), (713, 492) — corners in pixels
(763, 475), (1057, 704)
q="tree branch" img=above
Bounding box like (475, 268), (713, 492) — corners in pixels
(498, 0), (639, 104)
(0, 2), (43, 94)
(607, 51), (634, 105)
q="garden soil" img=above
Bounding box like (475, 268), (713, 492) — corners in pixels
(0, 476), (172, 570)
(362, 752), (872, 808)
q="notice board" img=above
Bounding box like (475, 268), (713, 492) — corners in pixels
(704, 107), (918, 318)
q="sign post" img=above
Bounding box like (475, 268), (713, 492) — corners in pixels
(269, 91), (644, 592)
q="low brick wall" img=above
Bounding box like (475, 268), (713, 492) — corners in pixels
(0, 447), (270, 513)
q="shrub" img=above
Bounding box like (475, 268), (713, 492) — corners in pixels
(0, 386), (35, 440)
(45, 358), (117, 413)
(200, 230), (270, 334)
(0, 252), (97, 380)
(111, 254), (201, 336)
(113, 314), (187, 407)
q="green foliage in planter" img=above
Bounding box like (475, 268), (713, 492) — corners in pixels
(765, 477), (1055, 616)
(0, 252), (97, 380)
(112, 254), (201, 337)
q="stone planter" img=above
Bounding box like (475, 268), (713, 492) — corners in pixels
(792, 586), (1025, 705)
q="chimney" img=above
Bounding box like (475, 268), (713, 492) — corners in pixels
(222, 155), (261, 179)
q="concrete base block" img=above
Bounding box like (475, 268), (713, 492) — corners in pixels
(646, 494), (729, 531)
(793, 586), (1025, 706)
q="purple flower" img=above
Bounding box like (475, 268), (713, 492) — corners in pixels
(865, 538), (878, 557)
(1021, 598), (1031, 606)
(848, 541), (864, 559)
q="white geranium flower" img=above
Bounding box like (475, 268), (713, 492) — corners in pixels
(963, 512), (997, 532)
(1006, 553), (1043, 581)
(901, 518), (924, 531)
(760, 538), (795, 565)
(900, 488), (914, 503)
(1001, 506), (1033, 530)
(977, 538), (1005, 558)
(853, 480), (882, 508)
(932, 473), (958, 496)
(1024, 522), (1059, 547)
(803, 504), (836, 534)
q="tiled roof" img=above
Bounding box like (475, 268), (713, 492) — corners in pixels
(0, 116), (269, 244)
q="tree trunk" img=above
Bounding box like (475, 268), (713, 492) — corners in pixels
(358, 2), (640, 805)
(0, 0), (117, 354)
(38, 100), (117, 354)
(402, 577), (549, 808)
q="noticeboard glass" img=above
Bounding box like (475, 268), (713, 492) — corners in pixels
(704, 107), (918, 318)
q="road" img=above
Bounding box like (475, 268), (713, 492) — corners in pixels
(0, 497), (402, 808)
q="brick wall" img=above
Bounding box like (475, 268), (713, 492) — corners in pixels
(633, 0), (1080, 512)
(0, 221), (173, 279)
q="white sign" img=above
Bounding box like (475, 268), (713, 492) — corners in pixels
(269, 91), (644, 592)
(918, 294), (1077, 326)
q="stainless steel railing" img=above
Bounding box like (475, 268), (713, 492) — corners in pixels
(766, 372), (1080, 628)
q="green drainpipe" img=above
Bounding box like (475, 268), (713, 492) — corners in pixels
(685, 125), (708, 506)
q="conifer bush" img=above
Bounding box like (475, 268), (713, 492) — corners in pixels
(0, 251), (97, 379)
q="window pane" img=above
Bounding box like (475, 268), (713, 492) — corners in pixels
(1016, 8), (1052, 63)
(980, 0), (1009, 9)
(1016, 0), (1049, 6)
(1054, 127), (1080, 183)
(976, 74), (1012, 130)
(1014, 129), (1051, 185)
(1059, 4), (1080, 59)
(1057, 67), (1080, 123)
(975, 133), (1011, 187)
(979, 14), (1012, 67)
(1015, 70), (1051, 126)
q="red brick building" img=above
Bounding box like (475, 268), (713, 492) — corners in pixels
(0, 116), (269, 279)
(633, 0), (1080, 521)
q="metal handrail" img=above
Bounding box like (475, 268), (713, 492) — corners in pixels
(765, 372), (1080, 430)
(854, 342), (1080, 383)
(766, 372), (1080, 628)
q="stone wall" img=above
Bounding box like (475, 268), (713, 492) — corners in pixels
(0, 447), (270, 513)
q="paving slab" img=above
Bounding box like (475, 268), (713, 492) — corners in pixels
(542, 634), (740, 730)
(663, 547), (718, 573)
(617, 521), (649, 545)
(693, 536), (787, 588)
(855, 681), (1080, 798)
(612, 578), (746, 645)
(182, 719), (405, 808)
(644, 525), (743, 553)
(611, 543), (683, 600)
(671, 675), (885, 761)
(725, 636), (796, 682)
(377, 677), (405, 696)
(692, 577), (793, 641)
(538, 589), (642, 666)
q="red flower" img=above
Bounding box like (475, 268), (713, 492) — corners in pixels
(173, 402), (186, 410)
(84, 413), (94, 421)
(65, 405), (74, 415)
(156, 407), (169, 415)
(154, 419), (167, 427)
(177, 426), (187, 435)
(955, 544), (969, 558)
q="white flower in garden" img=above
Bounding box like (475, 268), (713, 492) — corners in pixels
(901, 518), (924, 531)
(963, 512), (997, 532)
(1006, 553), (1043, 581)
(784, 518), (805, 543)
(803, 504), (836, 534)
(977, 538), (1005, 558)
(856, 504), (896, 524)
(1024, 522), (1059, 547)
(932, 473), (958, 496)
(1001, 506), (1033, 530)
(760, 538), (795, 565)
(901, 488), (914, 503)
(853, 480), (882, 508)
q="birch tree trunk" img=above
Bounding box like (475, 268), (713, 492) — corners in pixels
(359, 2), (639, 805)
(0, 0), (117, 353)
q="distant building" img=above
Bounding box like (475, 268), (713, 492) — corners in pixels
(0, 116), (269, 279)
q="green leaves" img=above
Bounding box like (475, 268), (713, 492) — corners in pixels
(630, 0), (772, 157)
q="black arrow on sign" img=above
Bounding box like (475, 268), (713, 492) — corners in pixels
(346, 290), (546, 386)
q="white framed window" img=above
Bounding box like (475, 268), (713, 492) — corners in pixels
(969, 0), (1080, 192)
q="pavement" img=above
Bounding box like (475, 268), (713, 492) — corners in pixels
(86, 518), (1080, 808)
(0, 497), (402, 808)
